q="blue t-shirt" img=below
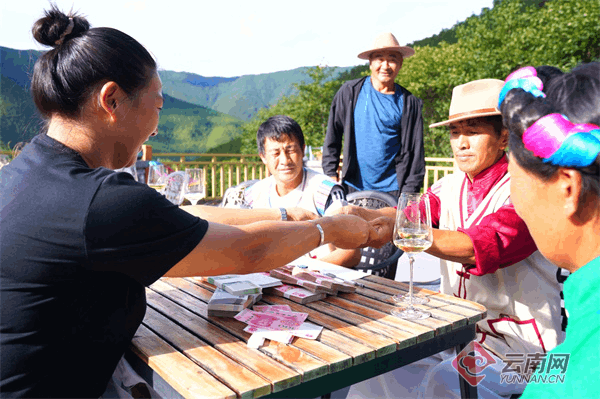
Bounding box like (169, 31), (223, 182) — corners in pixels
(0, 134), (208, 398)
(347, 77), (404, 191)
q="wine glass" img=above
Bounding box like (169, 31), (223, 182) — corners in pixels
(184, 168), (205, 205)
(391, 192), (433, 320)
(148, 164), (166, 192)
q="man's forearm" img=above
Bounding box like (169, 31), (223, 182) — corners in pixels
(426, 229), (476, 265)
(182, 205), (281, 225)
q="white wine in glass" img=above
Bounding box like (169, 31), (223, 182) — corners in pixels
(184, 168), (205, 205)
(391, 193), (433, 320)
(148, 164), (166, 192)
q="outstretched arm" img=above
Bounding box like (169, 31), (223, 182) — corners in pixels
(428, 229), (476, 265)
(182, 205), (318, 225)
(165, 215), (393, 277)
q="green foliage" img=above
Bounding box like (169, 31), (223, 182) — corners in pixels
(0, 75), (41, 146)
(398, 0), (600, 156)
(143, 94), (244, 153)
(207, 137), (244, 154)
(408, 1), (558, 48)
(240, 66), (345, 154)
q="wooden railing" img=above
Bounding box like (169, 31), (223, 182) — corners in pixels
(144, 146), (457, 198)
(1, 147), (457, 198)
(423, 157), (456, 191)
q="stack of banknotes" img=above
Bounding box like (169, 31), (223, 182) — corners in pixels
(234, 304), (324, 348)
(269, 265), (357, 295)
(207, 288), (261, 317)
(206, 273), (282, 296)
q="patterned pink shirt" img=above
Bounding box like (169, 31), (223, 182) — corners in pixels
(427, 155), (537, 276)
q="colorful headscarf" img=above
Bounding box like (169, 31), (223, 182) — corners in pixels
(522, 114), (600, 168)
(498, 66), (545, 108)
(500, 66), (600, 168)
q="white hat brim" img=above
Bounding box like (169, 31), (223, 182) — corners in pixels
(429, 110), (502, 128)
(358, 46), (415, 60)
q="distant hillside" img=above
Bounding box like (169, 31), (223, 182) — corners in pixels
(1, 45), (353, 151)
(159, 66), (353, 121)
(148, 94), (244, 153)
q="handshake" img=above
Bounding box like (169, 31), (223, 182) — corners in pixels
(286, 202), (394, 250)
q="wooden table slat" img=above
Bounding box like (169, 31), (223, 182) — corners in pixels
(325, 294), (436, 343)
(142, 306), (272, 399)
(161, 278), (359, 377)
(129, 274), (487, 399)
(257, 340), (330, 382)
(289, 337), (353, 373)
(146, 284), (302, 393)
(131, 325), (237, 399)
(304, 300), (419, 349)
(180, 277), (378, 365)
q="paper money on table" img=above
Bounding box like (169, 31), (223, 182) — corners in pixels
(244, 326), (294, 344)
(264, 284), (326, 304)
(207, 275), (261, 295)
(234, 308), (307, 331)
(207, 289), (262, 313)
(253, 304), (292, 312)
(209, 288), (248, 305)
(247, 334), (265, 349)
(269, 269), (335, 294)
(245, 321), (322, 341)
(207, 273), (283, 296)
(291, 321), (323, 340)
(291, 268), (356, 293)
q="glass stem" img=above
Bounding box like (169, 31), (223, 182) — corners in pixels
(408, 254), (414, 310)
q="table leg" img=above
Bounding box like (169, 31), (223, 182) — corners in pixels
(455, 341), (478, 399)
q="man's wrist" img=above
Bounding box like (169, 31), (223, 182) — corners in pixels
(315, 223), (325, 246)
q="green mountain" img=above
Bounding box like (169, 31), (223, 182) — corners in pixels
(148, 94), (244, 153)
(0, 45), (353, 152)
(159, 66), (353, 121)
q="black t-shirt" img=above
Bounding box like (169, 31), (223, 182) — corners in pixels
(0, 135), (208, 398)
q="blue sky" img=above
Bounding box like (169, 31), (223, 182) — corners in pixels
(0, 0), (494, 77)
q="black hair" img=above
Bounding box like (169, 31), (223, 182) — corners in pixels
(31, 5), (157, 119)
(545, 68), (600, 126)
(535, 65), (564, 86)
(570, 61), (600, 81)
(501, 65), (600, 203)
(256, 115), (305, 155)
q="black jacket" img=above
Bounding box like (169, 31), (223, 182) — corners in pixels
(322, 77), (425, 193)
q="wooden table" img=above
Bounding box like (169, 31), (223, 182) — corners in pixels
(127, 275), (487, 399)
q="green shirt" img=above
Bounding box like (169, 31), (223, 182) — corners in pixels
(521, 256), (600, 398)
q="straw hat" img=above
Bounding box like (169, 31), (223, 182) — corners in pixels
(357, 32), (415, 60)
(429, 79), (505, 128)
